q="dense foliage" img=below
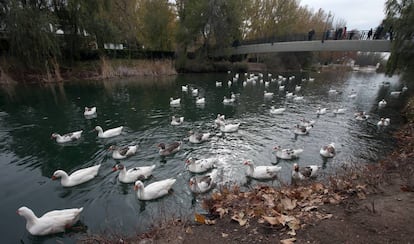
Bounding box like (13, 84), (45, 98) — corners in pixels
(1, 0), (338, 70)
(385, 0), (414, 74)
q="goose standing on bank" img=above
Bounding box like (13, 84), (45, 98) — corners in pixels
(95, 126), (123, 138)
(134, 178), (176, 201)
(108, 145), (138, 160)
(378, 99), (387, 108)
(244, 161), (281, 180)
(17, 206), (83, 236)
(52, 164), (101, 187)
(51, 130), (83, 143)
(112, 163), (156, 183)
(320, 143), (336, 158)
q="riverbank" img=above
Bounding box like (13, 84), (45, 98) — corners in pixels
(80, 96), (414, 243)
(0, 58), (177, 84)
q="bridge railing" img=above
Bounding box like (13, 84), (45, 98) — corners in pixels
(238, 29), (389, 46)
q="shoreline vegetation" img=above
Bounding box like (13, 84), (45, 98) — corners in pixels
(79, 97), (414, 243)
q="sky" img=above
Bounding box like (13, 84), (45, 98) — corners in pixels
(299, 0), (386, 31)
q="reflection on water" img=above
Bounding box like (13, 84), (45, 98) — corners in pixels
(0, 71), (409, 242)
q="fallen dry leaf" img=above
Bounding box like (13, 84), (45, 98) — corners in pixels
(194, 213), (216, 225)
(216, 207), (228, 218)
(281, 198), (297, 210)
(303, 206), (318, 212)
(262, 216), (280, 225)
(280, 237), (296, 244)
(221, 232), (229, 238)
(231, 212), (248, 226)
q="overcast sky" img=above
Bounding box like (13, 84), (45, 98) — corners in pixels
(299, 0), (386, 30)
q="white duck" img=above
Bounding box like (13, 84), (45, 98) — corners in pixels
(377, 118), (391, 127)
(188, 131), (210, 144)
(17, 206), (83, 236)
(264, 91), (274, 98)
(219, 122), (240, 133)
(285, 92), (294, 98)
(270, 106), (286, 115)
(185, 157), (217, 173)
(293, 124), (313, 135)
(158, 141), (181, 156)
(95, 125), (123, 138)
(244, 161), (281, 180)
(112, 163), (156, 183)
(170, 97), (181, 106)
(378, 99), (387, 108)
(171, 116), (184, 126)
(181, 85), (189, 92)
(223, 96), (235, 104)
(216, 81), (222, 87)
(273, 146), (304, 160)
(354, 111), (370, 121)
(291, 163), (320, 182)
(279, 85), (285, 91)
(333, 108), (347, 114)
(52, 164), (101, 187)
(293, 95), (304, 101)
(108, 145), (138, 160)
(189, 169), (218, 194)
(196, 97), (206, 105)
(320, 143), (336, 158)
(316, 107), (328, 115)
(84, 106), (96, 116)
(191, 88), (199, 96)
(295, 85), (301, 92)
(299, 118), (315, 127)
(134, 178), (176, 201)
(214, 114), (226, 127)
(51, 130), (83, 143)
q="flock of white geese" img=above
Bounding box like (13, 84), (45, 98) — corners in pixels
(17, 72), (408, 236)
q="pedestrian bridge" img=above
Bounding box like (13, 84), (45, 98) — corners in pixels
(214, 40), (391, 56)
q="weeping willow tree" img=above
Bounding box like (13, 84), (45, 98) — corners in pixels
(384, 0), (414, 74)
(6, 0), (60, 70)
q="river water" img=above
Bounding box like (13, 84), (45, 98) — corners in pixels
(0, 71), (408, 243)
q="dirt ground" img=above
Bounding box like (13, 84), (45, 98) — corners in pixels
(81, 120), (414, 244)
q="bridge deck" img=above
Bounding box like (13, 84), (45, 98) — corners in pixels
(217, 40), (390, 56)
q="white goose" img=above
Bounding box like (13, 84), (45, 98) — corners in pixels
(273, 146), (304, 160)
(189, 169), (218, 194)
(215, 81), (222, 87)
(188, 131), (210, 144)
(95, 126), (123, 138)
(378, 99), (387, 108)
(264, 91), (274, 98)
(286, 92), (294, 98)
(196, 97), (206, 105)
(84, 106), (96, 116)
(171, 116), (184, 126)
(270, 106), (286, 115)
(354, 111), (369, 121)
(108, 145), (138, 160)
(293, 95), (304, 101)
(293, 124), (313, 135)
(244, 161), (281, 180)
(51, 130), (83, 143)
(52, 164), (101, 187)
(279, 85), (285, 91)
(320, 143), (336, 158)
(191, 88), (199, 96)
(291, 163), (320, 182)
(316, 107), (328, 115)
(185, 157), (217, 173)
(295, 85), (301, 92)
(134, 178), (176, 201)
(220, 122), (240, 133)
(17, 206), (83, 236)
(223, 96), (235, 104)
(333, 108), (347, 114)
(157, 141), (181, 156)
(181, 85), (189, 92)
(214, 114), (226, 127)
(377, 118), (391, 127)
(112, 163), (156, 183)
(170, 97), (181, 106)
(299, 118), (315, 127)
